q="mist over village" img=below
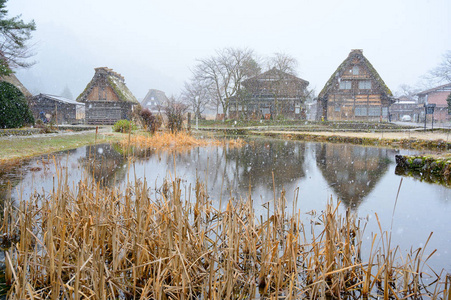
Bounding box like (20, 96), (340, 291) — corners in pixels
(0, 0), (450, 299)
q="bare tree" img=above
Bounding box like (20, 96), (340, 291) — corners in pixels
(395, 84), (420, 99)
(424, 50), (451, 85)
(181, 80), (210, 119)
(192, 47), (259, 120)
(267, 52), (299, 75)
(164, 96), (188, 133)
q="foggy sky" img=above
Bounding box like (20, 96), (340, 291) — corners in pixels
(8, 0), (451, 100)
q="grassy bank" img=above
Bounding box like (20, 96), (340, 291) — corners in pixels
(0, 130), (124, 164)
(194, 119), (414, 131)
(250, 130), (451, 151)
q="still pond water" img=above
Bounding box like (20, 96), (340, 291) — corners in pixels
(1, 138), (450, 273)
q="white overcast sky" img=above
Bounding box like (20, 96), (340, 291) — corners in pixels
(8, 0), (451, 99)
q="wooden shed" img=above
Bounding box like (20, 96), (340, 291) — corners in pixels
(77, 67), (139, 125)
(317, 49), (394, 122)
(30, 94), (84, 124)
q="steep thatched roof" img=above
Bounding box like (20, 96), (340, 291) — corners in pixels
(141, 89), (168, 106)
(0, 73), (32, 98)
(318, 49), (392, 99)
(242, 68), (309, 88)
(76, 67), (138, 103)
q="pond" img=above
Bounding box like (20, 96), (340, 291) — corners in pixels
(1, 137), (450, 275)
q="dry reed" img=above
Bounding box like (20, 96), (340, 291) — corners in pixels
(0, 164), (447, 299)
(119, 131), (245, 153)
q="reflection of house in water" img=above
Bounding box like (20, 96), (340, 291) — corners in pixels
(315, 143), (392, 208)
(225, 140), (306, 192)
(80, 144), (127, 186)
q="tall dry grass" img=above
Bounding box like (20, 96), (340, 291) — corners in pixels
(0, 165), (447, 299)
(119, 131), (245, 153)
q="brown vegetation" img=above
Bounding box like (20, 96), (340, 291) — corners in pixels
(119, 131), (245, 153)
(0, 166), (446, 298)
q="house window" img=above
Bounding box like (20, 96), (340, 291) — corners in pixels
(335, 103), (341, 112)
(368, 107), (380, 116)
(359, 81), (372, 89)
(355, 106), (367, 116)
(382, 107), (388, 117)
(339, 81), (352, 89)
(352, 66), (359, 75)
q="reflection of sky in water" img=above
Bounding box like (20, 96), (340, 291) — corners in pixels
(1, 139), (450, 273)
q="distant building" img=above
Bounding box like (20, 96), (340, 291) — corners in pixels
(318, 49), (395, 122)
(140, 89), (168, 113)
(389, 96), (417, 122)
(77, 67), (139, 125)
(30, 94), (85, 124)
(229, 68), (309, 120)
(416, 83), (451, 123)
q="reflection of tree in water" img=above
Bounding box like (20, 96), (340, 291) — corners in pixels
(225, 140), (306, 191)
(149, 139), (306, 199)
(80, 144), (127, 187)
(156, 140), (306, 199)
(315, 143), (392, 209)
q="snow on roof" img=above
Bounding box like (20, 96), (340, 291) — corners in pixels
(39, 94), (85, 106)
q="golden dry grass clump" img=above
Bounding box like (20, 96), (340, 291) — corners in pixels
(0, 170), (448, 299)
(120, 131), (245, 152)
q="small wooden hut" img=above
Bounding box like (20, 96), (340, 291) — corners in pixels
(77, 67), (138, 125)
(317, 49), (394, 122)
(30, 94), (84, 124)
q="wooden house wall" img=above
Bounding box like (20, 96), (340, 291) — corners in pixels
(326, 93), (389, 121)
(31, 96), (78, 124)
(229, 98), (302, 120)
(86, 86), (119, 101)
(85, 101), (133, 125)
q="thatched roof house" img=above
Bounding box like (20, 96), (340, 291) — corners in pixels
(141, 89), (168, 113)
(77, 67), (138, 124)
(230, 68), (309, 120)
(318, 49), (394, 122)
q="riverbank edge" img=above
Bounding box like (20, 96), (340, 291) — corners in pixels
(246, 130), (451, 151)
(243, 129), (451, 185)
(395, 154), (451, 185)
(0, 128), (125, 165)
(2, 126), (450, 166)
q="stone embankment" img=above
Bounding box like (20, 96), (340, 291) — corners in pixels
(395, 155), (451, 186)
